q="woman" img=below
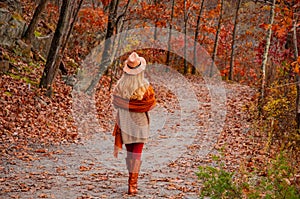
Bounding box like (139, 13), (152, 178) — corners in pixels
(112, 52), (156, 195)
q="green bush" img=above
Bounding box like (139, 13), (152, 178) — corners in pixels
(197, 152), (300, 199)
(197, 164), (242, 199)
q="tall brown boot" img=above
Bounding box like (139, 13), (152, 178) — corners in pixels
(126, 158), (142, 195)
(126, 158), (134, 194)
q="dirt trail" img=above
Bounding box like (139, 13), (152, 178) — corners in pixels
(0, 80), (255, 199)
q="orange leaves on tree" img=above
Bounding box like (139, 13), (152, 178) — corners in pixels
(220, 66), (229, 77)
(260, 23), (288, 38)
(276, 28), (287, 37)
(73, 6), (107, 53)
(259, 23), (270, 30)
(101, 0), (112, 7)
(78, 7), (106, 26)
(201, 24), (215, 34)
(292, 56), (300, 75)
(136, 1), (169, 25)
(155, 20), (167, 28)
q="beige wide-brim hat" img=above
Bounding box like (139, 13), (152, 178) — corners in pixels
(123, 52), (146, 75)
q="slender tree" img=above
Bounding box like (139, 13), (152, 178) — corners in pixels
(193, 0), (205, 74)
(102, 0), (120, 61)
(154, 0), (158, 41)
(22, 0), (49, 44)
(183, 0), (189, 74)
(259, 0), (276, 111)
(210, 0), (224, 77)
(109, 0), (131, 90)
(61, 0), (84, 57)
(40, 0), (82, 93)
(229, 0), (242, 81)
(166, 0), (175, 66)
(293, 14), (300, 128)
(85, 0), (131, 94)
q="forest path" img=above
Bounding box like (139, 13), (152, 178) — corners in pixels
(0, 80), (255, 199)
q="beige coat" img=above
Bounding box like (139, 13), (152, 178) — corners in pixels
(118, 109), (149, 144)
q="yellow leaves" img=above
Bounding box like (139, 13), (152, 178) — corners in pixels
(262, 5), (271, 11)
(263, 97), (290, 118)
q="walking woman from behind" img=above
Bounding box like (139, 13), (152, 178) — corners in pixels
(112, 52), (156, 195)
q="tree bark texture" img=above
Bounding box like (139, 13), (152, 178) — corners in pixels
(293, 14), (300, 128)
(61, 0), (84, 55)
(109, 0), (131, 90)
(193, 0), (205, 74)
(154, 0), (158, 41)
(229, 0), (242, 81)
(259, 0), (276, 112)
(39, 0), (74, 91)
(183, 0), (189, 74)
(102, 0), (119, 62)
(85, 0), (131, 95)
(22, 0), (49, 43)
(183, 0), (188, 74)
(210, 0), (224, 77)
(166, 0), (175, 66)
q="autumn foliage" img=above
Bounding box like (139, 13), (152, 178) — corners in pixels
(0, 0), (300, 197)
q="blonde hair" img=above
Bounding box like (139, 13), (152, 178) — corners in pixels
(114, 71), (149, 100)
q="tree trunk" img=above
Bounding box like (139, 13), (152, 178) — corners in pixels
(193, 0), (205, 74)
(92, 0), (96, 9)
(39, 0), (74, 92)
(61, 0), (84, 55)
(210, 0), (224, 77)
(103, 0), (119, 61)
(183, 0), (188, 74)
(293, 14), (300, 128)
(22, 0), (49, 44)
(166, 0), (175, 66)
(229, 0), (242, 81)
(296, 74), (300, 129)
(85, 0), (132, 95)
(258, 0), (276, 112)
(84, 0), (119, 94)
(154, 0), (158, 41)
(57, 0), (83, 76)
(109, 1), (130, 91)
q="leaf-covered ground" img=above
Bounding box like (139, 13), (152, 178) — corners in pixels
(1, 52), (274, 198)
(2, 45), (300, 198)
(0, 66), (77, 162)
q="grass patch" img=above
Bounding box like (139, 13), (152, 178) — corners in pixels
(34, 30), (42, 37)
(8, 72), (38, 85)
(197, 152), (300, 199)
(12, 13), (24, 21)
(4, 91), (12, 97)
